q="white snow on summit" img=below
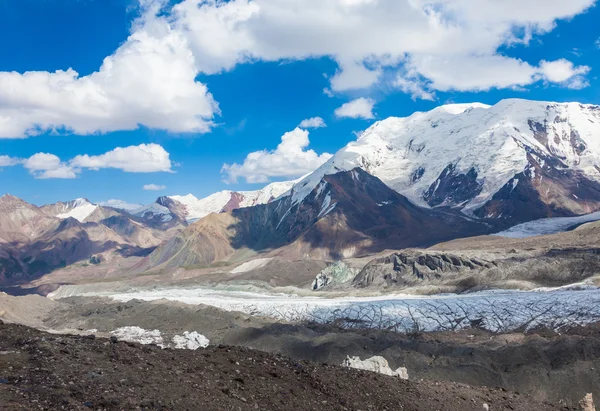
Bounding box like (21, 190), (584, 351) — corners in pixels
(170, 178), (299, 222)
(56, 199), (98, 223)
(286, 99), (600, 211)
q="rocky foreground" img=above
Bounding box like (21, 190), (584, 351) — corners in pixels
(0, 321), (571, 411)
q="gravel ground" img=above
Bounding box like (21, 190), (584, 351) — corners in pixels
(0, 321), (569, 411)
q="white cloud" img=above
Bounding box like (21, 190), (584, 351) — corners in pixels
(0, 1), (218, 138)
(23, 153), (77, 179)
(299, 117), (327, 129)
(408, 54), (539, 92)
(0, 155), (20, 167)
(334, 98), (375, 119)
(539, 59), (590, 88)
(0, 0), (594, 136)
(169, 0), (594, 96)
(70, 144), (172, 173)
(18, 144), (173, 179)
(143, 184), (167, 191)
(221, 128), (332, 183)
(394, 72), (435, 101)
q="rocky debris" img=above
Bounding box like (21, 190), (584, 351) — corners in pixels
(312, 262), (358, 290)
(0, 322), (562, 410)
(353, 250), (494, 288)
(580, 394), (596, 411)
(342, 355), (409, 379)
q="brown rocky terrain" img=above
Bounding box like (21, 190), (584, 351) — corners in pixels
(0, 321), (571, 411)
(0, 195), (187, 287)
(2, 294), (599, 407)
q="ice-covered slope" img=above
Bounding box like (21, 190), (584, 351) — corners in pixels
(495, 211), (600, 238)
(47, 199), (98, 223)
(128, 203), (173, 223)
(287, 99), (600, 224)
(57, 198), (98, 223)
(169, 179), (298, 222)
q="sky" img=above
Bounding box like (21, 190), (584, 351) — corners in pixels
(0, 0), (599, 206)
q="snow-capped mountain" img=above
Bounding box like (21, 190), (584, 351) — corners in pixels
(139, 169), (488, 271)
(42, 198), (98, 223)
(167, 179), (299, 222)
(288, 99), (600, 225)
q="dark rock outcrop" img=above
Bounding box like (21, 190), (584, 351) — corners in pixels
(353, 251), (494, 288)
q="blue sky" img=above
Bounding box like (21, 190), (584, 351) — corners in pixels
(0, 0), (599, 206)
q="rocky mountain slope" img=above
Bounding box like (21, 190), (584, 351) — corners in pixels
(349, 219), (600, 293)
(139, 168), (489, 272)
(0, 196), (187, 286)
(287, 99), (600, 226)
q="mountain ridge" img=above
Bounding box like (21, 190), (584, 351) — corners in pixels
(286, 99), (600, 225)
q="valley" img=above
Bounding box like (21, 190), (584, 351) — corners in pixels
(3, 99), (600, 410)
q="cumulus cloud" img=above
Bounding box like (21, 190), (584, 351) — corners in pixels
(221, 128), (332, 183)
(70, 144), (173, 173)
(18, 144), (173, 179)
(0, 0), (594, 137)
(23, 153), (77, 179)
(143, 184), (167, 191)
(299, 117), (327, 129)
(0, 1), (218, 138)
(334, 98), (376, 119)
(169, 0), (594, 97)
(539, 59), (590, 88)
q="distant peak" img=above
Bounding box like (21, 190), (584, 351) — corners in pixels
(72, 198), (93, 207)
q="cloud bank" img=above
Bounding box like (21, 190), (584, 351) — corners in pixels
(0, 0), (594, 138)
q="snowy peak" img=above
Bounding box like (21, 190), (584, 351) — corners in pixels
(167, 179), (298, 222)
(56, 200), (98, 223)
(289, 99), (600, 225)
(41, 198), (98, 223)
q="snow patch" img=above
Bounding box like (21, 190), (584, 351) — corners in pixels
(110, 327), (209, 350)
(172, 332), (209, 350)
(111, 326), (164, 346)
(130, 203), (173, 222)
(342, 356), (408, 379)
(317, 192), (337, 218)
(230, 258), (273, 274)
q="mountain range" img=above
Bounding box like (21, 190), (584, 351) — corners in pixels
(2, 99), (600, 286)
